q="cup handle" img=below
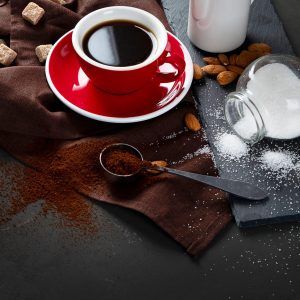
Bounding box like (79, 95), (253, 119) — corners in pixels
(156, 51), (186, 82)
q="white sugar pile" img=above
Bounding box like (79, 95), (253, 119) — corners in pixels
(260, 151), (295, 174)
(216, 133), (249, 159)
(230, 63), (300, 141)
(246, 63), (300, 139)
(233, 109), (258, 141)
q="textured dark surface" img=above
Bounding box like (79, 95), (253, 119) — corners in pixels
(0, 1), (300, 299)
(163, 0), (300, 227)
(272, 0), (300, 56)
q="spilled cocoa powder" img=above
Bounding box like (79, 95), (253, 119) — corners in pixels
(0, 139), (114, 233)
(0, 138), (163, 233)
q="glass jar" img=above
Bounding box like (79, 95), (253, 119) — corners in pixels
(224, 54), (300, 143)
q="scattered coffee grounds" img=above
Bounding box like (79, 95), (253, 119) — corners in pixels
(0, 139), (161, 232)
(0, 139), (113, 233)
(0, 159), (98, 234)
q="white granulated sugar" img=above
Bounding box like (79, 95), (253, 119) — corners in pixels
(162, 130), (184, 140)
(164, 132), (177, 139)
(170, 145), (213, 165)
(215, 108), (225, 120)
(215, 133), (249, 159)
(246, 63), (300, 139)
(260, 151), (295, 174)
(207, 108), (225, 120)
(233, 109), (258, 140)
(183, 153), (193, 160)
(194, 145), (211, 156)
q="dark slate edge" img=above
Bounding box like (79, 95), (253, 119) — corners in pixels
(162, 0), (300, 228)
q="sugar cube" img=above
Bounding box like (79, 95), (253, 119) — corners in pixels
(35, 44), (52, 63)
(0, 44), (17, 66)
(22, 2), (45, 25)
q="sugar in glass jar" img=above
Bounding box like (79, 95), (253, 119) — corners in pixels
(225, 54), (300, 143)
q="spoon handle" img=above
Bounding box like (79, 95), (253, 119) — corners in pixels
(156, 167), (268, 201)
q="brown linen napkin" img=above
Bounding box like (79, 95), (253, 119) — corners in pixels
(0, 0), (232, 256)
(0, 0), (10, 37)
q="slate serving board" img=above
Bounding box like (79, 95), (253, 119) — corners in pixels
(161, 0), (300, 227)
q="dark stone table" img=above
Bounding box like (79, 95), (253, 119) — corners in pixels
(0, 1), (299, 299)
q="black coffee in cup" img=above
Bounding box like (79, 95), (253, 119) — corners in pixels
(82, 20), (156, 67)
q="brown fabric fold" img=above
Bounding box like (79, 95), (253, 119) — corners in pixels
(0, 1), (10, 36)
(0, 0), (232, 256)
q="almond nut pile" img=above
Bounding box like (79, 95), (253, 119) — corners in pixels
(193, 43), (272, 86)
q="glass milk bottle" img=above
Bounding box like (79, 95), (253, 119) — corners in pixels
(225, 54), (300, 143)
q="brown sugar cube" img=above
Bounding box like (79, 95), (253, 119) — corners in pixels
(22, 2), (45, 25)
(0, 44), (17, 66)
(0, 39), (6, 46)
(49, 0), (66, 4)
(35, 44), (52, 63)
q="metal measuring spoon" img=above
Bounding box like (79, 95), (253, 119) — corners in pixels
(99, 143), (268, 201)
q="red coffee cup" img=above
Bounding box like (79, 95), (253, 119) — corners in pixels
(72, 6), (183, 94)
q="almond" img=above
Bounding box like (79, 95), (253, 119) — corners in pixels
(226, 65), (244, 75)
(229, 54), (238, 66)
(248, 43), (272, 53)
(203, 57), (221, 65)
(184, 113), (201, 132)
(253, 51), (269, 58)
(152, 160), (168, 168)
(202, 64), (227, 75)
(218, 53), (229, 66)
(236, 50), (258, 67)
(193, 63), (204, 80)
(217, 71), (238, 86)
(146, 160), (168, 174)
